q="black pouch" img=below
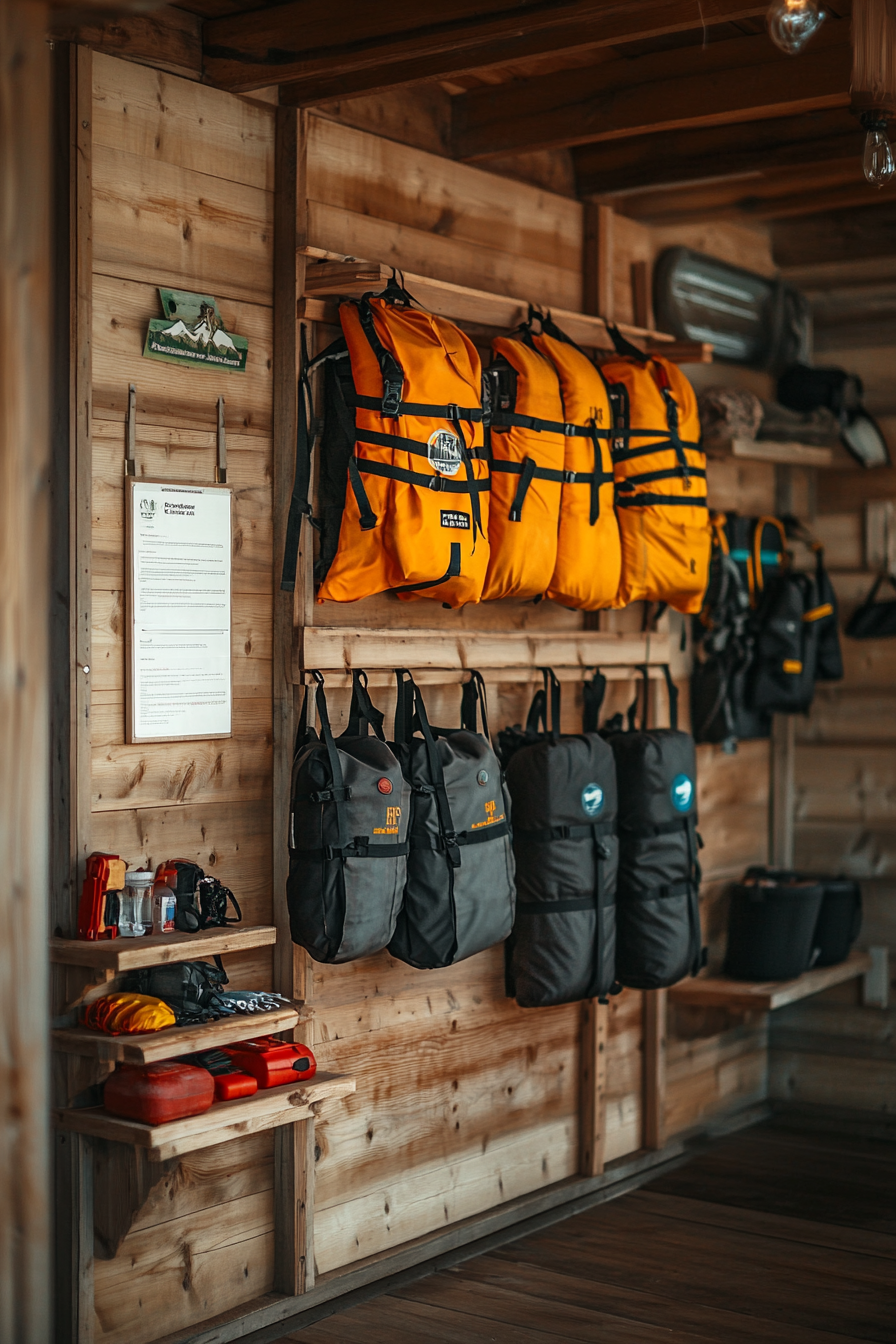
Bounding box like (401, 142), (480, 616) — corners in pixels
(197, 876), (242, 928)
(847, 573), (896, 640)
(167, 860), (204, 932)
(125, 958), (229, 1024)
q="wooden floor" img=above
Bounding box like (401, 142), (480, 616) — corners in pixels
(280, 1124), (896, 1343)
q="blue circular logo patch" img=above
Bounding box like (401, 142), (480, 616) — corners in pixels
(671, 773), (694, 812)
(581, 783), (604, 817)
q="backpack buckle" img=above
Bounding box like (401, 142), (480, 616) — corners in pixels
(443, 832), (462, 868)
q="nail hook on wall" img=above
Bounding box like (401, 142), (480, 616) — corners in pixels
(216, 396), (227, 484)
(125, 384), (137, 478)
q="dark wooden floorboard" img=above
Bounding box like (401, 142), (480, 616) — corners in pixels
(285, 1124), (896, 1342)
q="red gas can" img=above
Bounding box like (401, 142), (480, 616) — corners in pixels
(223, 1037), (316, 1089)
(103, 1062), (215, 1125)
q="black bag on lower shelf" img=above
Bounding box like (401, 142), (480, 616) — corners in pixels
(725, 875), (824, 980)
(603, 666), (704, 990)
(846, 573), (896, 640)
(745, 867), (862, 968)
(287, 671), (410, 963)
(501, 669), (618, 1008)
(388, 671), (516, 969)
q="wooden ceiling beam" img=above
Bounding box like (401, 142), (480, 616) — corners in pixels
(572, 108), (861, 196)
(773, 203), (896, 268)
(452, 21), (851, 159)
(202, 0), (769, 97)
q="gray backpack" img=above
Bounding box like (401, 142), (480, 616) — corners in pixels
(287, 671), (410, 963)
(388, 671), (516, 969)
(500, 669), (618, 1008)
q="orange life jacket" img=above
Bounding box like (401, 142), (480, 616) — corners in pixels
(530, 317), (621, 610)
(482, 334), (565, 601)
(317, 282), (490, 608)
(600, 336), (711, 615)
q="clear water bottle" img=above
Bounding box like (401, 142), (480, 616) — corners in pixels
(120, 870), (154, 937)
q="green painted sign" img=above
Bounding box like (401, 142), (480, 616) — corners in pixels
(143, 288), (248, 372)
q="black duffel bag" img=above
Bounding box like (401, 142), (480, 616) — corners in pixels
(725, 874), (824, 980)
(388, 670), (516, 969)
(846, 573), (896, 640)
(501, 668), (618, 1008)
(603, 665), (704, 990)
(287, 670), (410, 963)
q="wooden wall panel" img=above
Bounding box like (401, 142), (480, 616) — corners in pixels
(88, 55), (277, 1341)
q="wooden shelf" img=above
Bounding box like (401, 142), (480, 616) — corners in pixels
(669, 950), (872, 1012)
(52, 1003), (302, 1065)
(708, 438), (834, 468)
(295, 627), (670, 680)
(53, 1072), (355, 1161)
(299, 255), (704, 360)
(49, 924), (278, 972)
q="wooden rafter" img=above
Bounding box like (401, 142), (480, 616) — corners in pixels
(772, 201), (896, 267)
(573, 107), (862, 196)
(451, 22), (852, 159)
(202, 0), (770, 96)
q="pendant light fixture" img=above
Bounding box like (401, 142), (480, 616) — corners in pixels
(766, 0), (825, 54)
(851, 0), (896, 188)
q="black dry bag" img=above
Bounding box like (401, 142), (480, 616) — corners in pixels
(725, 875), (824, 980)
(388, 671), (516, 969)
(847, 573), (896, 640)
(604, 666), (704, 990)
(502, 669), (618, 1008)
(746, 866), (862, 968)
(287, 671), (410, 963)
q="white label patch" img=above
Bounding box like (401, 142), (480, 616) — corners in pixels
(427, 429), (462, 477)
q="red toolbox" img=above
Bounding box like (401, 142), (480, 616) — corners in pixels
(103, 1062), (215, 1125)
(222, 1036), (316, 1088)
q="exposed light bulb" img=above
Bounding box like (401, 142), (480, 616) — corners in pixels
(766, 0), (825, 54)
(861, 113), (895, 188)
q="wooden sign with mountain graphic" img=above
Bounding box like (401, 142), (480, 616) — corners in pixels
(143, 288), (248, 372)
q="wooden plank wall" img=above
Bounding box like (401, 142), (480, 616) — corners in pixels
(82, 64), (778, 1340)
(86, 55), (278, 1342)
(770, 453), (896, 1125)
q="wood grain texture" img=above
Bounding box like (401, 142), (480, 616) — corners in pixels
(52, 9), (202, 82)
(579, 999), (607, 1176)
(1, 3), (52, 1338)
(50, 924), (277, 970)
(670, 953), (872, 1011)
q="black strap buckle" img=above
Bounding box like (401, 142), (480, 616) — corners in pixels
(382, 381), (402, 417)
(309, 786), (353, 803)
(446, 402), (459, 420)
(564, 469), (576, 484)
(428, 475), (445, 491)
(443, 831), (462, 868)
(564, 423), (576, 437)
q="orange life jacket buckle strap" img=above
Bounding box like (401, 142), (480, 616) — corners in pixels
(347, 455), (378, 531)
(392, 541), (462, 594)
(616, 493), (708, 509)
(348, 391), (482, 422)
(358, 295), (405, 416)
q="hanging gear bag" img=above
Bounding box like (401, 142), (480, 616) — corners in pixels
(501, 669), (618, 1008)
(600, 330), (711, 614)
(287, 671), (410, 963)
(530, 315), (621, 611)
(291, 279), (490, 608)
(603, 666), (704, 989)
(847, 572), (896, 639)
(388, 671), (516, 969)
(482, 328), (566, 599)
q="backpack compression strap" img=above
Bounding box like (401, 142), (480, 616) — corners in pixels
(582, 669), (608, 734)
(460, 669), (490, 740)
(627, 664), (679, 733)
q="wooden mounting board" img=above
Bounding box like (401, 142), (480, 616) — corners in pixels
(668, 950), (872, 1011)
(300, 257), (675, 352)
(296, 628), (670, 679)
(49, 924), (277, 971)
(53, 1071), (355, 1161)
(709, 438), (834, 467)
(52, 1002), (302, 1064)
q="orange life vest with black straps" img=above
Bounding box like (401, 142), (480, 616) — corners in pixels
(530, 316), (621, 610)
(600, 332), (711, 615)
(317, 281), (490, 608)
(482, 332), (566, 601)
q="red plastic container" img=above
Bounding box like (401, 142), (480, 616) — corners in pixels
(213, 1071), (258, 1102)
(103, 1062), (215, 1125)
(223, 1037), (316, 1089)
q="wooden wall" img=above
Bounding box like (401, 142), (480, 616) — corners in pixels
(77, 59), (778, 1341)
(770, 453), (896, 1127)
(84, 54), (278, 1341)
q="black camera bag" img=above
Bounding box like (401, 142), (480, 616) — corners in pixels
(603, 666), (704, 989)
(501, 669), (618, 1008)
(287, 671), (410, 963)
(388, 671), (516, 969)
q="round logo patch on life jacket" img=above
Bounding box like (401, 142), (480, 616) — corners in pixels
(581, 783), (604, 817)
(427, 429), (462, 477)
(671, 773), (693, 812)
(477, 769), (489, 786)
(377, 777), (393, 795)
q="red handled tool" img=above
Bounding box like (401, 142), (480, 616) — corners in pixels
(222, 1036), (316, 1089)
